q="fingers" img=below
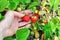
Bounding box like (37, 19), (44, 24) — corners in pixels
(19, 10), (33, 14)
(5, 10), (32, 18)
(24, 10), (33, 14)
(5, 10), (24, 18)
(6, 10), (32, 18)
(12, 11), (24, 18)
(13, 10), (32, 18)
(18, 24), (30, 30)
(18, 22), (30, 27)
(25, 24), (31, 28)
(1, 10), (32, 33)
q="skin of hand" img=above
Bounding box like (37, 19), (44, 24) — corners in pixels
(0, 10), (32, 40)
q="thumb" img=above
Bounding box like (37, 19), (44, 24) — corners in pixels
(1, 11), (14, 29)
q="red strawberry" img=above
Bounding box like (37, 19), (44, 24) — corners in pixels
(22, 15), (30, 22)
(31, 16), (38, 23)
(34, 13), (40, 18)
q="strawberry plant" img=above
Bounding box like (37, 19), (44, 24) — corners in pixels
(0, 0), (60, 40)
(16, 28), (30, 40)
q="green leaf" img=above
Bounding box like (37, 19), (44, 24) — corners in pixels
(53, 4), (58, 10)
(54, 0), (60, 5)
(49, 18), (59, 33)
(49, 21), (55, 30)
(12, 0), (20, 4)
(20, 0), (31, 4)
(51, 18), (59, 24)
(33, 0), (40, 4)
(24, 0), (31, 3)
(53, 0), (60, 10)
(44, 23), (51, 39)
(3, 37), (14, 40)
(58, 9), (60, 16)
(20, 5), (26, 10)
(16, 28), (30, 40)
(55, 28), (59, 36)
(28, 2), (39, 9)
(49, 0), (54, 7)
(8, 1), (17, 10)
(0, 0), (9, 12)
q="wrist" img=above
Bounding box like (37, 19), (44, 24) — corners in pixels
(0, 31), (5, 40)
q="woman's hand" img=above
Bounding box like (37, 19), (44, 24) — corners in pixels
(0, 10), (32, 40)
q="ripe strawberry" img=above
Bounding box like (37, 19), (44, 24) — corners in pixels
(22, 15), (30, 22)
(31, 16), (38, 23)
(34, 13), (40, 18)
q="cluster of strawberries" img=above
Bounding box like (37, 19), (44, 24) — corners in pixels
(22, 13), (47, 24)
(22, 13), (40, 22)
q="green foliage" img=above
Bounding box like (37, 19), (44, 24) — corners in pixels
(12, 0), (20, 4)
(31, 20), (44, 30)
(8, 0), (20, 10)
(0, 0), (9, 12)
(58, 9), (60, 16)
(51, 18), (59, 24)
(55, 28), (59, 36)
(3, 37), (14, 40)
(44, 17), (60, 39)
(8, 1), (17, 10)
(0, 0), (20, 12)
(44, 23), (51, 39)
(28, 1), (39, 9)
(49, 21), (59, 37)
(49, 0), (60, 10)
(49, 0), (54, 8)
(0, 0), (40, 12)
(20, 0), (31, 4)
(16, 28), (30, 40)
(54, 0), (60, 10)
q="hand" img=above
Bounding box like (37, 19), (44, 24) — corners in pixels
(0, 10), (32, 39)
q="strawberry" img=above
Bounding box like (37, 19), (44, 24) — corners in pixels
(31, 16), (38, 23)
(22, 15), (30, 22)
(34, 13), (40, 18)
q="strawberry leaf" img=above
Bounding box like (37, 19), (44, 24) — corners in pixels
(0, 0), (9, 12)
(58, 9), (60, 16)
(12, 0), (20, 4)
(16, 28), (30, 40)
(20, 0), (31, 4)
(3, 37), (14, 40)
(44, 23), (51, 39)
(49, 0), (54, 7)
(53, 0), (60, 10)
(28, 2), (39, 9)
(8, 0), (17, 10)
(24, 0), (31, 3)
